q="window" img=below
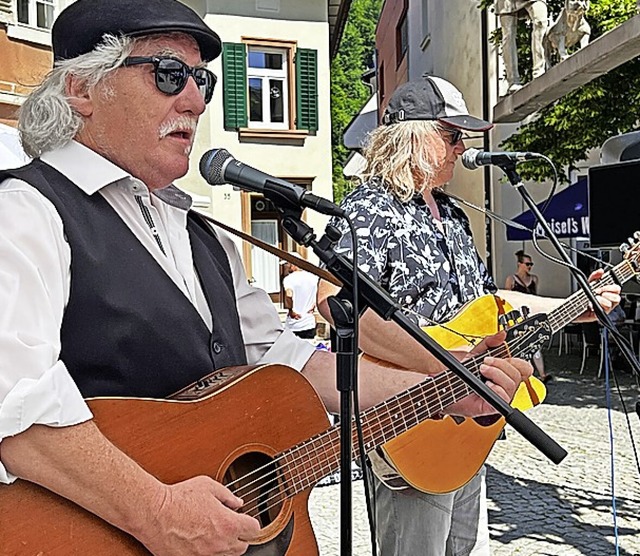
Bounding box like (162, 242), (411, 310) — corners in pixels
(222, 40), (318, 133)
(248, 46), (289, 129)
(16, 0), (54, 29)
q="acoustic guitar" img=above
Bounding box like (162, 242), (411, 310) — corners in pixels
(0, 320), (551, 555)
(373, 234), (640, 494)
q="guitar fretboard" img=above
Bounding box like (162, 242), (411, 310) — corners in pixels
(547, 258), (637, 334)
(280, 357), (488, 495)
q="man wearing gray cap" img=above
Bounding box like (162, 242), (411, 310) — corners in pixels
(0, 2), (538, 555)
(318, 75), (619, 555)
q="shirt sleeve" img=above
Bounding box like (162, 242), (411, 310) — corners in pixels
(0, 179), (92, 484)
(213, 227), (315, 371)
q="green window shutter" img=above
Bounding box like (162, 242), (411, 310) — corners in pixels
(222, 42), (248, 130)
(295, 48), (318, 132)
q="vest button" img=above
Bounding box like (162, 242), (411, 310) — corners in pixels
(212, 342), (223, 354)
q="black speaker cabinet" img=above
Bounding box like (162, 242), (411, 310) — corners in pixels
(588, 159), (640, 249)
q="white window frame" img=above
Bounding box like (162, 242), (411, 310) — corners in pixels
(8, 0), (58, 46)
(247, 45), (290, 130)
(16, 0), (55, 29)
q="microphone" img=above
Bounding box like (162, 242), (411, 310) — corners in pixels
(461, 148), (540, 170)
(199, 149), (345, 217)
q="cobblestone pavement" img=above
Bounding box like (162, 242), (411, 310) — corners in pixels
(308, 351), (640, 555)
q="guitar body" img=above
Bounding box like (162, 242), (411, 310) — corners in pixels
(0, 364), (330, 556)
(380, 294), (546, 494)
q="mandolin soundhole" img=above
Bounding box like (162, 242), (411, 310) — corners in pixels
(223, 452), (284, 527)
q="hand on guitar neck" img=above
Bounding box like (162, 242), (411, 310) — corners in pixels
(445, 329), (532, 418)
(573, 268), (621, 323)
(499, 268), (621, 326)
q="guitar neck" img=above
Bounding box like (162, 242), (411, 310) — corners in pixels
(546, 258), (637, 334)
(279, 254), (640, 498)
(280, 363), (480, 495)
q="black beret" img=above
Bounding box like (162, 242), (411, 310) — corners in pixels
(52, 0), (222, 62)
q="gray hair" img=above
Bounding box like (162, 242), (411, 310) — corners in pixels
(18, 34), (136, 158)
(360, 120), (443, 202)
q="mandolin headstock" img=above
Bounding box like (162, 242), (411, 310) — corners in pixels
(619, 231), (640, 273)
(504, 314), (553, 361)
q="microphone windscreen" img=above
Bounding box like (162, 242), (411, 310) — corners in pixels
(461, 148), (481, 170)
(200, 149), (232, 185)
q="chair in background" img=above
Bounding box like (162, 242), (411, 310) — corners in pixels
(580, 323), (604, 377)
(559, 323), (584, 356)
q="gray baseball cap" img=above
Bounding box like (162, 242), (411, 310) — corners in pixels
(383, 76), (493, 132)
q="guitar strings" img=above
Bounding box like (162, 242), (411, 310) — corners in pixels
(227, 270), (628, 520)
(226, 329), (547, 519)
(227, 292), (598, 519)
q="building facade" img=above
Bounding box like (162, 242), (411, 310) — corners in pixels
(0, 0), (347, 300)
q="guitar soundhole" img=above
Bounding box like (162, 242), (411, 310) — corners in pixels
(223, 452), (284, 527)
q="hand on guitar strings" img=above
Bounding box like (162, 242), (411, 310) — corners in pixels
(444, 330), (533, 418)
(141, 476), (260, 556)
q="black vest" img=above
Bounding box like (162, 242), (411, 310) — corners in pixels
(0, 160), (247, 398)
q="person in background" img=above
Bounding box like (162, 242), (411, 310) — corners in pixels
(317, 75), (620, 556)
(282, 253), (319, 340)
(505, 249), (552, 383)
(0, 123), (30, 168)
(0, 2), (533, 555)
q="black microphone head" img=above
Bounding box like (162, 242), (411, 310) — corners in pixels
(461, 148), (481, 170)
(200, 148), (232, 185)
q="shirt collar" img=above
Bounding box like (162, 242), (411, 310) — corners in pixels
(40, 140), (193, 210)
(41, 140), (130, 195)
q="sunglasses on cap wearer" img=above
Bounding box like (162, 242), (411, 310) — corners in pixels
(122, 56), (217, 103)
(437, 125), (464, 146)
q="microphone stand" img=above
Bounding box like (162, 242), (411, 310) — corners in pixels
(498, 162), (640, 378)
(276, 202), (568, 556)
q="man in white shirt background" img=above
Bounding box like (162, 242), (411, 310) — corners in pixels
(0, 0), (537, 554)
(282, 253), (319, 340)
(0, 122), (30, 168)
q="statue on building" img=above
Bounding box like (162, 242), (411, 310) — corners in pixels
(543, 1), (591, 68)
(496, 0), (548, 94)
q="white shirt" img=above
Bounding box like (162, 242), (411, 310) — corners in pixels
(0, 140), (315, 483)
(283, 270), (318, 332)
(0, 124), (30, 169)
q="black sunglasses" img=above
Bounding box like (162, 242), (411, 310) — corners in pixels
(122, 56), (217, 103)
(524, 262), (534, 267)
(438, 126), (464, 145)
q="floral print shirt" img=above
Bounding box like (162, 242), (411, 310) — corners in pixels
(330, 178), (496, 325)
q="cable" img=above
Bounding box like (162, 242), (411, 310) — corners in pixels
(603, 329), (621, 555)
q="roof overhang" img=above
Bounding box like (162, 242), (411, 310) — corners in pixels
(328, 0), (351, 59)
(343, 93), (378, 149)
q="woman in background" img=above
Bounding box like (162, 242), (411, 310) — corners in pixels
(505, 250), (553, 383)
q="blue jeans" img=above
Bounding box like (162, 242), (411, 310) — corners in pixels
(374, 467), (488, 556)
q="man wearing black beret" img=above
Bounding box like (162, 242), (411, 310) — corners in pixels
(0, 0), (533, 554)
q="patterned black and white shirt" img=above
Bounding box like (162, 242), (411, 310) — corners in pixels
(331, 178), (496, 325)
